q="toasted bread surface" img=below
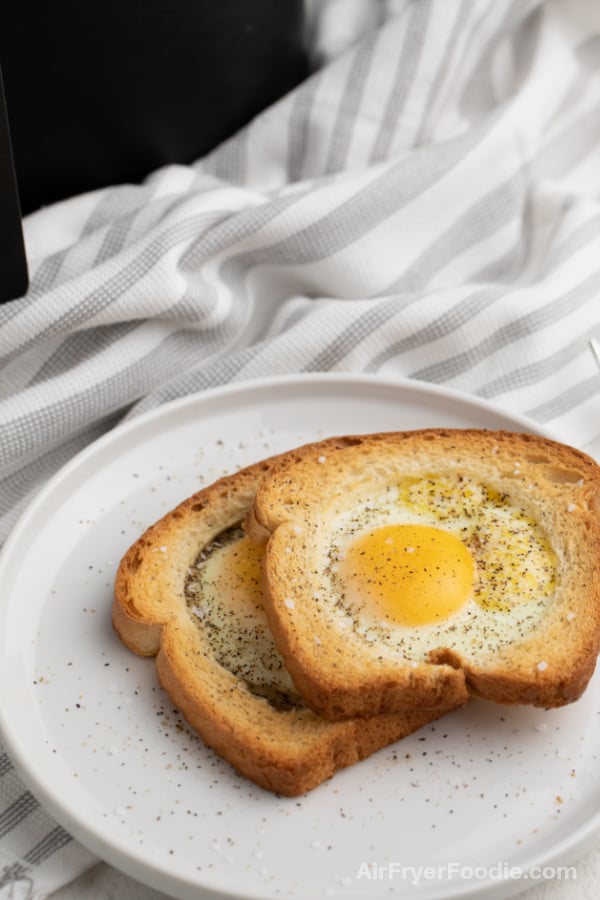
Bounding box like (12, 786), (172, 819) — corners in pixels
(113, 449), (464, 795)
(248, 430), (600, 720)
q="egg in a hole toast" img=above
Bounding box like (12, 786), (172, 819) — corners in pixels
(113, 448), (466, 796)
(247, 429), (600, 721)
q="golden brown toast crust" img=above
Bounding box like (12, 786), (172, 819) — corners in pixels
(113, 449), (465, 795)
(247, 429), (600, 720)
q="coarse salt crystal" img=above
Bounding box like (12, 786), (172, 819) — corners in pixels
(284, 598), (295, 609)
(293, 525), (302, 534)
(406, 546), (415, 554)
(537, 661), (548, 672)
(314, 636), (321, 646)
(159, 545), (168, 553)
(567, 503), (577, 512)
(566, 611), (576, 621)
(317, 456), (327, 464)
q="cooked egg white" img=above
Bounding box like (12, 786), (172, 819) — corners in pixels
(184, 526), (300, 707)
(323, 474), (558, 660)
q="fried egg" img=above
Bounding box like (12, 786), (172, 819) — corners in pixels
(324, 474), (558, 660)
(184, 526), (301, 708)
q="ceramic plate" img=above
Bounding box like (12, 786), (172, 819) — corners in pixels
(0, 374), (597, 900)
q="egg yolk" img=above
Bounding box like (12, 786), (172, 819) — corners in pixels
(339, 524), (475, 626)
(226, 535), (264, 595)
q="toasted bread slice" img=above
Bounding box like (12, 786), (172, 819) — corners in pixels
(247, 430), (600, 720)
(113, 450), (465, 796)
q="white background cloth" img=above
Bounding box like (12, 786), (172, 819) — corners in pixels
(1, 0), (600, 897)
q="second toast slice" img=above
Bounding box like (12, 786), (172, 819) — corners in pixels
(113, 449), (465, 795)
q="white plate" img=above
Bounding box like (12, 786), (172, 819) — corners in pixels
(0, 373), (597, 900)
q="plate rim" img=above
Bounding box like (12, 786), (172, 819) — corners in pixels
(0, 371), (562, 555)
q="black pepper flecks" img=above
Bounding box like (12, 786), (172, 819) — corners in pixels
(323, 473), (558, 659)
(184, 524), (303, 711)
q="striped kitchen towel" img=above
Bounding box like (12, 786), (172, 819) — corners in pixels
(1, 0), (600, 896)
